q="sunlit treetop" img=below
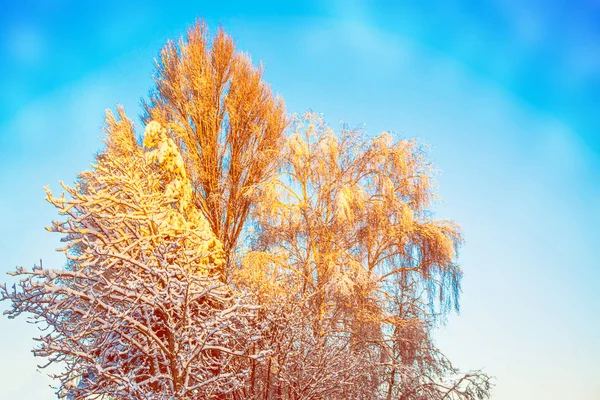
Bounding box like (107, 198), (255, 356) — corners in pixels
(46, 109), (226, 277)
(143, 21), (287, 275)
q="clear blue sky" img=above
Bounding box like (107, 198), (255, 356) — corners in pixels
(1, 1), (599, 398)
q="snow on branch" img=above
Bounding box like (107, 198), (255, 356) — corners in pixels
(1, 115), (264, 399)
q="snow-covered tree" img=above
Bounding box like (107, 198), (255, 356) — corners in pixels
(2, 21), (492, 400)
(1, 110), (265, 399)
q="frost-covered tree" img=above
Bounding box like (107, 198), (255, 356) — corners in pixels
(1, 110), (265, 399)
(2, 21), (491, 400)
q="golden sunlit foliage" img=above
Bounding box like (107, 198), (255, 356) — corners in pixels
(73, 110), (226, 275)
(253, 111), (462, 313)
(143, 21), (287, 277)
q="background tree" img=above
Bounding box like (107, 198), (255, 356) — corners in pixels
(1, 112), (265, 399)
(143, 21), (287, 277)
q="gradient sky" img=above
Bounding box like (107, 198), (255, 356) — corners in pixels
(1, 1), (599, 399)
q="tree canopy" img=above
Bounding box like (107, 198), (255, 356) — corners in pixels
(1, 21), (491, 400)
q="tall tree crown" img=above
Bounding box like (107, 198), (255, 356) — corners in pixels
(143, 21), (287, 276)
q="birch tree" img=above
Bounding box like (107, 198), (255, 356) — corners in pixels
(239, 112), (491, 399)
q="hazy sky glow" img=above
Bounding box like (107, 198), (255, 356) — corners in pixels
(1, 1), (599, 399)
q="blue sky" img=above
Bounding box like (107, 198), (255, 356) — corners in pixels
(1, 1), (599, 398)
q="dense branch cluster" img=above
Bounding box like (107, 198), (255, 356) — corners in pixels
(1, 22), (491, 399)
(2, 112), (265, 399)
